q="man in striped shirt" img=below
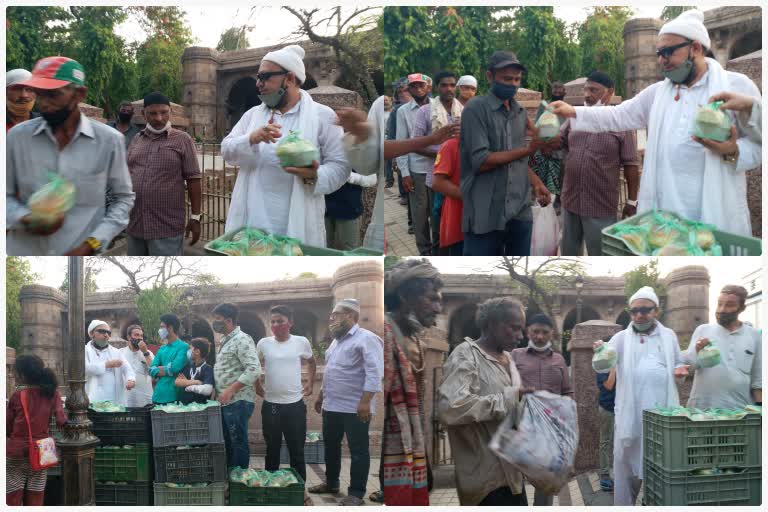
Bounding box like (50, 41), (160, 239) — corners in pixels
(559, 71), (639, 255)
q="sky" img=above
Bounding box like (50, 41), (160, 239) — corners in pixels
(111, 5), (727, 50)
(116, 6), (382, 49)
(419, 256), (763, 323)
(26, 256), (380, 291)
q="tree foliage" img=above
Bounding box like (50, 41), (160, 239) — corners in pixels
(60, 263), (100, 294)
(623, 259), (667, 301)
(384, 6), (638, 98)
(217, 25), (253, 51)
(7, 257), (39, 350)
(137, 286), (183, 345)
(6, 6), (195, 116)
(661, 6), (695, 21)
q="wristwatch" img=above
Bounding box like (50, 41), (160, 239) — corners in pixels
(142, 352), (151, 357)
(625, 199), (638, 207)
(84, 237), (103, 254)
(722, 148), (739, 165)
(190, 213), (201, 222)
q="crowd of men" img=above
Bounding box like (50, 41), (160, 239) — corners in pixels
(83, 298), (384, 506)
(382, 258), (762, 506)
(385, 9), (762, 256)
(6, 44), (382, 256)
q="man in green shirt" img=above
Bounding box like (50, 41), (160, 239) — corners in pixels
(150, 313), (189, 404)
(212, 302), (262, 469)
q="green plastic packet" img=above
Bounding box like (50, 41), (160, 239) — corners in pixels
(696, 339), (721, 368)
(648, 211), (688, 249)
(693, 101), (732, 142)
(28, 172), (76, 225)
(275, 130), (319, 168)
(592, 343), (618, 372)
(612, 223), (650, 254)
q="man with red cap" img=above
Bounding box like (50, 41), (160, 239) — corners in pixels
(6, 56), (134, 256)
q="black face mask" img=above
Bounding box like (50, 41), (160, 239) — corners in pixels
(118, 112), (133, 123)
(42, 104), (74, 129)
(551, 94), (565, 102)
(716, 311), (740, 327)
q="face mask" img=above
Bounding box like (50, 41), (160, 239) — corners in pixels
(211, 320), (226, 334)
(271, 324), (291, 339)
(661, 50), (695, 84)
(93, 338), (108, 349)
(258, 79), (288, 109)
(491, 81), (518, 100)
(130, 338), (140, 348)
(550, 94), (565, 102)
(145, 121), (171, 134)
(594, 99), (604, 107)
(42, 104), (74, 129)
(632, 320), (654, 332)
(118, 112), (133, 123)
(411, 93), (428, 103)
(158, 328), (168, 340)
(187, 349), (193, 363)
(528, 341), (552, 352)
(716, 311), (739, 327)
(7, 99), (35, 117)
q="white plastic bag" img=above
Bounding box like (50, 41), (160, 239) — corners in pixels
(530, 195), (559, 256)
(489, 391), (579, 495)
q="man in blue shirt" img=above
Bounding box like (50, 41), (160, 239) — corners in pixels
(596, 365), (616, 492)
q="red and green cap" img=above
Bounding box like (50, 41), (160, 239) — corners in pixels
(20, 56), (86, 89)
(407, 73), (429, 85)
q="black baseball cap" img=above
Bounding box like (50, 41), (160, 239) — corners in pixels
(488, 51), (527, 72)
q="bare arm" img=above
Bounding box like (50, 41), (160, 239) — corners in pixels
(604, 367), (617, 391)
(432, 173), (461, 199)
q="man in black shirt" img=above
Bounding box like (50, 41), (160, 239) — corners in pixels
(175, 338), (215, 404)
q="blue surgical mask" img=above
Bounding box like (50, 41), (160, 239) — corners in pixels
(158, 328), (168, 340)
(661, 50), (695, 84)
(491, 81), (518, 101)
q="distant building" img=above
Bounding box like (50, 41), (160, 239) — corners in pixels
(741, 268), (762, 329)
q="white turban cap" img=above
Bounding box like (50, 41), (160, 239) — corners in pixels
(457, 75), (478, 88)
(659, 10), (711, 50)
(629, 286), (659, 307)
(88, 319), (109, 336)
(262, 44), (306, 84)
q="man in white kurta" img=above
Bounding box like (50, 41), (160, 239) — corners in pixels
(84, 320), (136, 406)
(221, 44), (350, 247)
(593, 287), (686, 506)
(685, 285), (762, 410)
(549, 10), (761, 236)
(118, 324), (155, 407)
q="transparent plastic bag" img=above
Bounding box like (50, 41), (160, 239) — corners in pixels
(592, 344), (618, 373)
(530, 196), (559, 256)
(27, 173), (76, 225)
(535, 102), (561, 140)
(275, 130), (319, 168)
(489, 391), (579, 495)
(693, 101), (732, 142)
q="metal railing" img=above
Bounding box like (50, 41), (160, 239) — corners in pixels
(187, 143), (239, 242)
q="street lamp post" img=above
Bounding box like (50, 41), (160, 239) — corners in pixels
(575, 275), (584, 325)
(58, 257), (99, 505)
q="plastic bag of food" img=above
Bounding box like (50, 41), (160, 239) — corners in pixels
(647, 212), (688, 249)
(612, 223), (650, 254)
(592, 344), (618, 373)
(693, 101), (732, 142)
(489, 391), (579, 495)
(276, 131), (319, 168)
(27, 173), (76, 226)
(697, 341), (721, 368)
(535, 102), (561, 140)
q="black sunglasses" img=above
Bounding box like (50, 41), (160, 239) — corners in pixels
(656, 41), (692, 59)
(256, 71), (288, 83)
(629, 306), (655, 315)
(95, 329), (112, 335)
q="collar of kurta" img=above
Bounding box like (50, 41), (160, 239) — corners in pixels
(336, 323), (360, 342)
(219, 326), (241, 345)
(33, 112), (95, 140)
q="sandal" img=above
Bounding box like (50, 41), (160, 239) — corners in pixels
(304, 495), (314, 506)
(308, 482), (340, 494)
(369, 490), (384, 503)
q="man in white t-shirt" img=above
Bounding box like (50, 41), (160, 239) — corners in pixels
(118, 324), (155, 407)
(256, 305), (317, 488)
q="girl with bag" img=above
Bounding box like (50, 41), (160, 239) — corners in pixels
(6, 355), (67, 506)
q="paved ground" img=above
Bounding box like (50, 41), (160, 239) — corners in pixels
(384, 185), (417, 256)
(250, 456), (382, 507)
(429, 470), (642, 506)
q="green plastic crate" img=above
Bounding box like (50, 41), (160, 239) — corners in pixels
(153, 443), (227, 483)
(279, 439), (325, 465)
(643, 461), (761, 506)
(601, 210), (762, 256)
(153, 482), (226, 506)
(204, 228), (382, 256)
(643, 411), (761, 471)
(94, 444), (151, 482)
(95, 482), (153, 506)
(228, 468), (305, 506)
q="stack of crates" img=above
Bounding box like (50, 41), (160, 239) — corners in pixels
(228, 468), (305, 506)
(642, 410), (762, 506)
(89, 405), (154, 506)
(150, 404), (226, 506)
(280, 432), (325, 465)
